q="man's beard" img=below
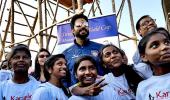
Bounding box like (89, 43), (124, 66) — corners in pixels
(75, 28), (89, 39)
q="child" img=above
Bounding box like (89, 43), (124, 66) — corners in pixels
(136, 27), (170, 99)
(32, 54), (70, 100)
(31, 48), (51, 82)
(69, 56), (118, 100)
(100, 44), (143, 99)
(0, 44), (40, 100)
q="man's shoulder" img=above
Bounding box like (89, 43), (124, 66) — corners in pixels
(89, 41), (104, 46)
(87, 41), (104, 50)
(132, 49), (142, 64)
(62, 44), (76, 54)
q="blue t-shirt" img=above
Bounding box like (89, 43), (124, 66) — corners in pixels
(0, 75), (40, 100)
(63, 40), (104, 86)
(32, 82), (68, 100)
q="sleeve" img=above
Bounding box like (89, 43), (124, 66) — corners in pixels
(132, 50), (142, 64)
(133, 62), (153, 79)
(136, 83), (143, 100)
(32, 87), (51, 100)
(0, 82), (4, 100)
(68, 95), (84, 100)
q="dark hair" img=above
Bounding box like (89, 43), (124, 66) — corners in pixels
(99, 44), (126, 74)
(70, 14), (88, 29)
(136, 15), (150, 31)
(74, 56), (97, 76)
(44, 54), (65, 72)
(32, 48), (51, 81)
(44, 54), (66, 81)
(99, 44), (124, 65)
(100, 44), (143, 94)
(44, 54), (71, 97)
(138, 27), (170, 56)
(0, 59), (8, 69)
(8, 44), (31, 61)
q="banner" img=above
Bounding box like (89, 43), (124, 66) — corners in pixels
(57, 14), (118, 44)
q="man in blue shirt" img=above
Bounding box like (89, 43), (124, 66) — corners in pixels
(63, 14), (104, 86)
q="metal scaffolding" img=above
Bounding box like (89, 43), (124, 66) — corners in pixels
(0, 0), (140, 60)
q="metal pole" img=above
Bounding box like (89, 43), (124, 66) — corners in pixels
(77, 0), (83, 10)
(38, 0), (43, 48)
(127, 0), (137, 46)
(11, 0), (14, 47)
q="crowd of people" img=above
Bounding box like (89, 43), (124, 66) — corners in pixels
(0, 13), (170, 100)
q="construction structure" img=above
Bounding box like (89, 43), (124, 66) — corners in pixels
(162, 0), (170, 32)
(0, 0), (169, 61)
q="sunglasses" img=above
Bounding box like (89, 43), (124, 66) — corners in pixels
(140, 19), (156, 27)
(75, 21), (89, 28)
(39, 55), (50, 58)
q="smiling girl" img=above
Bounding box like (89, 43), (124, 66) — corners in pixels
(69, 56), (118, 100)
(32, 54), (70, 100)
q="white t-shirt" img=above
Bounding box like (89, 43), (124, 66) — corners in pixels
(68, 85), (119, 100)
(104, 73), (135, 100)
(0, 75), (40, 100)
(133, 50), (153, 79)
(133, 63), (153, 79)
(0, 69), (12, 81)
(32, 82), (68, 100)
(136, 72), (170, 100)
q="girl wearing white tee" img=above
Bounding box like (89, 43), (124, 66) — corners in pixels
(32, 54), (71, 100)
(136, 27), (170, 100)
(100, 44), (143, 100)
(69, 56), (119, 100)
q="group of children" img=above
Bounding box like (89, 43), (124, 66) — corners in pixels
(0, 27), (170, 100)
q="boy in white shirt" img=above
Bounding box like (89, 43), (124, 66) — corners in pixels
(0, 44), (40, 100)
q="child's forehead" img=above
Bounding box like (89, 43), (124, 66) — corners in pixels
(152, 32), (168, 38)
(104, 46), (119, 51)
(147, 33), (169, 43)
(13, 50), (29, 56)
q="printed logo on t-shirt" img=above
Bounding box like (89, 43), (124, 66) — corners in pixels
(9, 93), (32, 100)
(91, 50), (99, 57)
(114, 88), (133, 96)
(148, 90), (170, 100)
(71, 55), (79, 58)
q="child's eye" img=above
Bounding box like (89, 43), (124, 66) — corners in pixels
(89, 65), (96, 70)
(164, 40), (170, 45)
(79, 66), (86, 71)
(104, 52), (111, 58)
(57, 62), (63, 66)
(112, 50), (118, 54)
(150, 42), (159, 49)
(13, 56), (20, 60)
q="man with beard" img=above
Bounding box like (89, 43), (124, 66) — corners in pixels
(133, 15), (157, 79)
(0, 44), (40, 100)
(63, 14), (104, 86)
